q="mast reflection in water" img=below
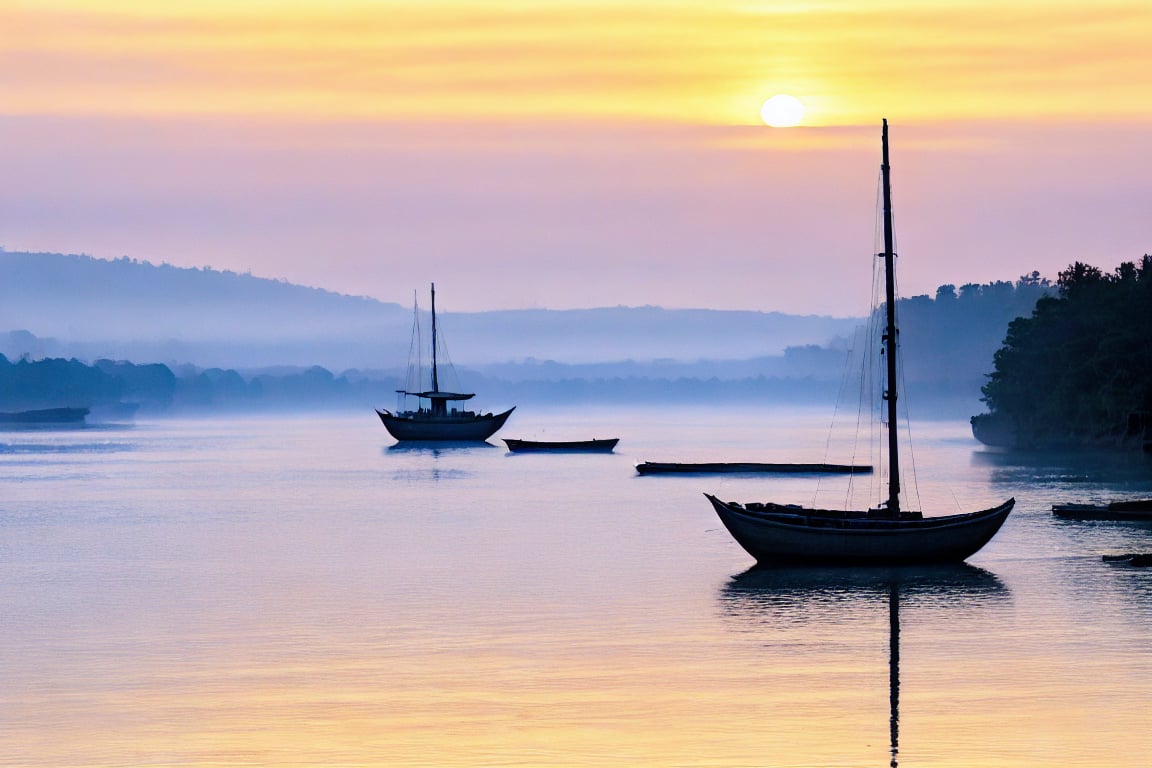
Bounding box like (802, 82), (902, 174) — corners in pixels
(719, 565), (1010, 766)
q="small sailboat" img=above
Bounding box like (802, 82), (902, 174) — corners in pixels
(706, 120), (1014, 566)
(376, 284), (515, 441)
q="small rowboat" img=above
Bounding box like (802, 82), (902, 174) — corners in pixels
(503, 438), (618, 453)
(1052, 500), (1152, 521)
(636, 461), (870, 476)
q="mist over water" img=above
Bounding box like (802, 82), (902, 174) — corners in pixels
(2, 406), (1151, 766)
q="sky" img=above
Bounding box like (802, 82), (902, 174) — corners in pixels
(2, 0), (1150, 314)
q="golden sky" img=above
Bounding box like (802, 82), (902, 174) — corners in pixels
(5, 0), (1152, 126)
(3, 1), (1151, 312)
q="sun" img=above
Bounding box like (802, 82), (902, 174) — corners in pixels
(760, 94), (805, 128)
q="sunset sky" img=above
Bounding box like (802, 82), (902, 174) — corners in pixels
(2, 1), (1150, 312)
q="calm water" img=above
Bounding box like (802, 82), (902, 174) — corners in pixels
(2, 406), (1151, 767)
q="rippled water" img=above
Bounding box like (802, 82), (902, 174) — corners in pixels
(2, 407), (1151, 767)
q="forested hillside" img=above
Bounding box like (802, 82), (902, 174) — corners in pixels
(895, 272), (1052, 399)
(973, 256), (1152, 449)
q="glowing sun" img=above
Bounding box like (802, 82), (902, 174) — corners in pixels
(760, 94), (805, 127)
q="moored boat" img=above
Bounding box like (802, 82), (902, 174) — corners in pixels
(0, 407), (89, 425)
(504, 438), (618, 453)
(637, 461), (870, 475)
(706, 121), (1014, 567)
(1052, 499), (1152, 521)
(377, 284), (515, 442)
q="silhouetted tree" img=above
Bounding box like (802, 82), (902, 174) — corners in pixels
(977, 255), (1152, 448)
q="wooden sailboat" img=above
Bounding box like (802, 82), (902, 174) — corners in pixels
(706, 120), (1014, 566)
(376, 284), (515, 441)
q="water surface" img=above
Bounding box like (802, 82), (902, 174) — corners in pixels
(2, 407), (1151, 766)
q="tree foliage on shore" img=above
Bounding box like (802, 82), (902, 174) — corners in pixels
(895, 272), (1051, 395)
(977, 256), (1152, 448)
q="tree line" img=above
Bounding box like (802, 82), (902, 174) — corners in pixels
(974, 256), (1152, 449)
(0, 355), (389, 415)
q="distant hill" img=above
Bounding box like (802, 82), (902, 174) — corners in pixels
(0, 250), (1059, 417)
(0, 250), (859, 370)
(0, 249), (405, 342)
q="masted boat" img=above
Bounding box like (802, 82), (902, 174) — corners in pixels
(706, 120), (1014, 566)
(376, 284), (514, 441)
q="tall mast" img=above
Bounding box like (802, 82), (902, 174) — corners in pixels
(430, 282), (440, 393)
(881, 119), (901, 514)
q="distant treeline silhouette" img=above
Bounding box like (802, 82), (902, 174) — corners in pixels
(892, 271), (1052, 394)
(0, 354), (390, 414)
(973, 256), (1152, 449)
(0, 351), (846, 414)
(712, 273), (1054, 409)
(0, 355), (175, 412)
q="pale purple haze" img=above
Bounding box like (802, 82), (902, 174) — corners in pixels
(3, 116), (1148, 314)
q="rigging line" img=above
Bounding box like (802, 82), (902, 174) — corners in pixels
(433, 305), (463, 395)
(852, 327), (870, 503)
(850, 256), (884, 510)
(845, 326), (871, 508)
(869, 168), (888, 508)
(816, 343), (857, 508)
(892, 268), (923, 513)
(400, 290), (423, 411)
(870, 245), (887, 508)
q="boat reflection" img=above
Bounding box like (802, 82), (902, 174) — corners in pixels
(384, 440), (499, 455)
(719, 565), (1009, 767)
(971, 446), (1152, 487)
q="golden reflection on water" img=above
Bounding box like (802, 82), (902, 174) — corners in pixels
(6, 558), (1152, 767)
(9, 563), (1017, 767)
(5, 414), (1152, 766)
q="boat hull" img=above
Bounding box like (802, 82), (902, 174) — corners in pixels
(637, 461), (870, 475)
(1053, 501), (1152, 521)
(706, 494), (1014, 566)
(377, 407), (514, 441)
(504, 438), (618, 453)
(0, 407), (89, 425)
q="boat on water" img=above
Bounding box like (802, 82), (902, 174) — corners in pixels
(376, 284), (514, 441)
(504, 438), (618, 453)
(1053, 500), (1152, 521)
(706, 120), (1014, 567)
(0, 407), (89, 425)
(637, 461), (870, 476)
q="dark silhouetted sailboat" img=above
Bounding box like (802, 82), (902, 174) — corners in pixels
(377, 284), (514, 441)
(706, 120), (1014, 566)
